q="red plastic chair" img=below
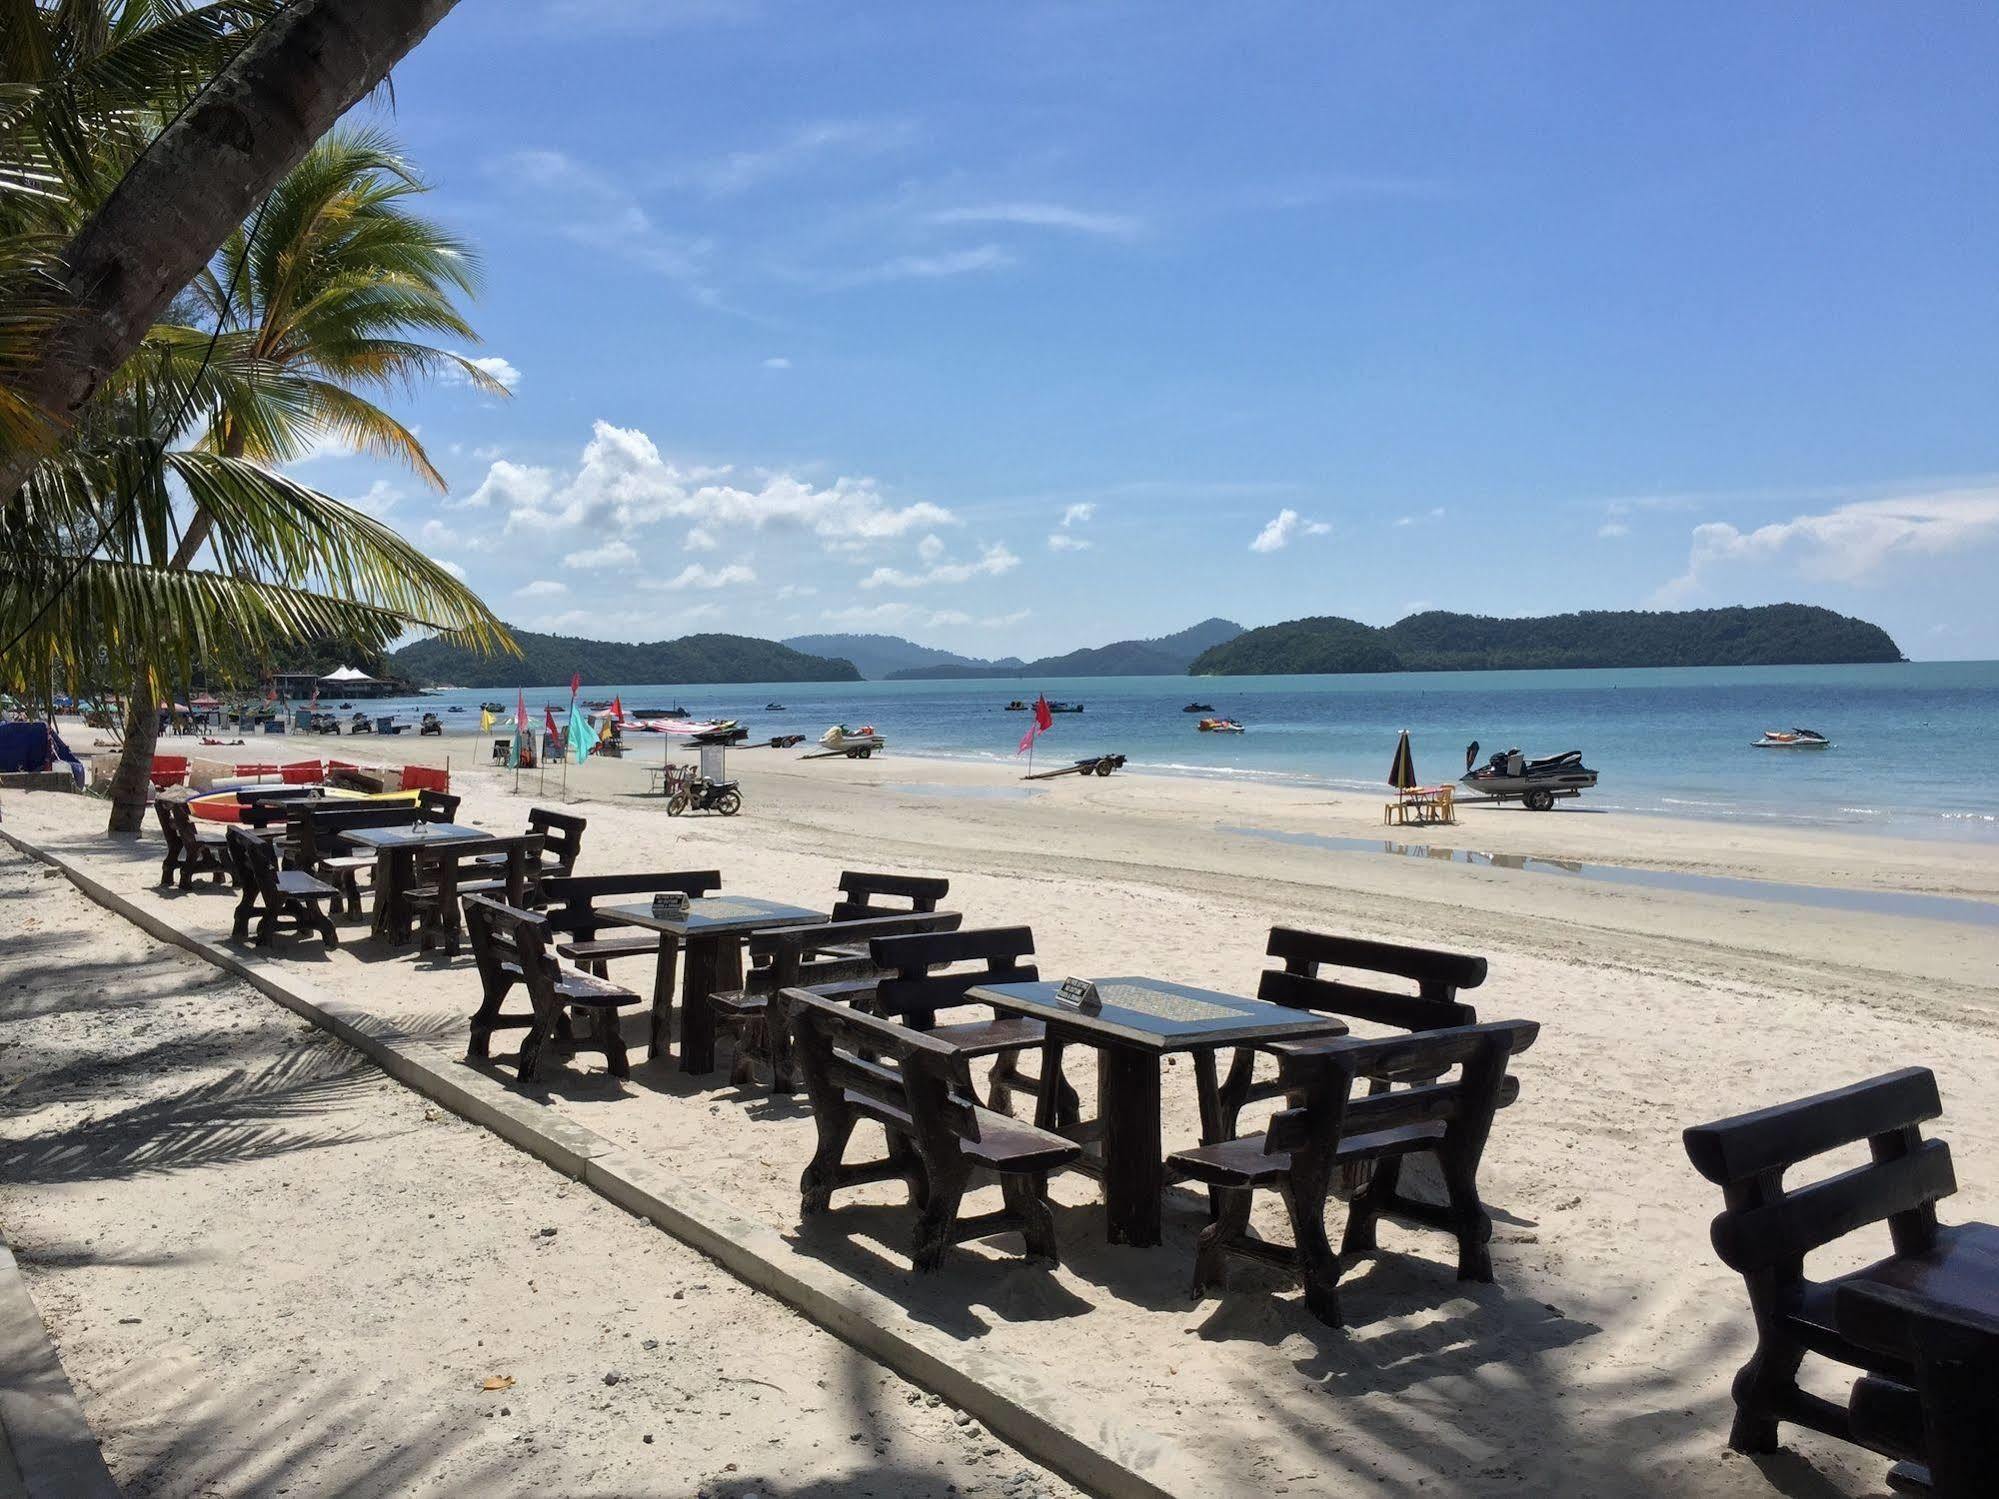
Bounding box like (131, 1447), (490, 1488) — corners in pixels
(281, 760), (324, 785)
(400, 764), (451, 794)
(149, 755), (189, 790)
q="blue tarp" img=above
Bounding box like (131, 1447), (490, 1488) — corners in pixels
(0, 721), (86, 786)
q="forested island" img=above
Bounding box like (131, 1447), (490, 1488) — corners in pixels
(389, 627), (861, 687)
(1190, 605), (1904, 675)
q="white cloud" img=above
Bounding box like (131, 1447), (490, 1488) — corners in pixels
(1653, 487), (1999, 604)
(927, 202), (1142, 239)
(684, 526), (719, 551)
(514, 579), (568, 598)
(1393, 507), (1446, 527)
(1048, 501), (1096, 551)
(917, 533), (945, 563)
(685, 118), (915, 195)
(338, 479), (403, 518)
(467, 420), (953, 548)
(453, 459), (556, 513)
(762, 356), (791, 370)
(445, 353), (522, 390)
(418, 518), (459, 548)
(776, 583), (818, 600)
(437, 560), (468, 581)
(1598, 521), (1631, 539)
(1249, 508), (1331, 552)
(471, 444), (507, 461)
(819, 601), (1025, 632)
(651, 562), (755, 591)
(860, 542), (1020, 589)
(495, 149), (720, 305)
(847, 245), (1013, 285)
(563, 539), (640, 569)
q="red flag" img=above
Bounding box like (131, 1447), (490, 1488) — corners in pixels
(543, 705), (560, 738)
(570, 671), (581, 699)
(515, 689), (528, 731)
(611, 694), (626, 722)
(1034, 695), (1053, 732)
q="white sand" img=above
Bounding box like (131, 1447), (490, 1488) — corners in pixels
(6, 727), (1998, 1496)
(0, 843), (1080, 1499)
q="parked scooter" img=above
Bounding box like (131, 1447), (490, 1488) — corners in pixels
(665, 772), (742, 817)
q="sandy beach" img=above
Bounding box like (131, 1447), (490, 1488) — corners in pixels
(4, 725), (1996, 1495)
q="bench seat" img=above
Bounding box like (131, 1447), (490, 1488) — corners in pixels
(497, 958), (636, 1008)
(1171, 1121), (1447, 1187)
(274, 869), (339, 899)
(556, 933), (658, 965)
(854, 1092), (1080, 1175)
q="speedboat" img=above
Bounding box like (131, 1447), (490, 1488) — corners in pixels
(634, 704), (689, 717)
(1197, 717), (1244, 733)
(1182, 702), (1215, 713)
(1047, 701), (1084, 713)
(1461, 748), (1597, 811)
(765, 703), (786, 711)
(1752, 727), (1832, 749)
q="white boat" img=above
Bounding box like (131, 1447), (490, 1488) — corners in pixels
(1752, 727), (1832, 749)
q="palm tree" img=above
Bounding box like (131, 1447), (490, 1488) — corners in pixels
(168, 126), (508, 565)
(0, 0), (466, 500)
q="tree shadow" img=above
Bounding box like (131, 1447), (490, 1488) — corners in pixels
(1, 1044), (388, 1186)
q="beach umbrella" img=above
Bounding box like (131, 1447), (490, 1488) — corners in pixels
(1388, 729), (1417, 791)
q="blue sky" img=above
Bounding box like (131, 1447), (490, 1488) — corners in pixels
(300, 3), (1999, 660)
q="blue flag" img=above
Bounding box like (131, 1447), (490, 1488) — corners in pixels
(568, 701), (594, 765)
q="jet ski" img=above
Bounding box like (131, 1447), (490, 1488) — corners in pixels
(1752, 727), (1832, 749)
(1197, 717), (1244, 733)
(1182, 702), (1215, 713)
(686, 719), (749, 747)
(1461, 747), (1596, 811)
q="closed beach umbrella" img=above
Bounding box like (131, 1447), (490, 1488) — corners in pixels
(1388, 729), (1417, 791)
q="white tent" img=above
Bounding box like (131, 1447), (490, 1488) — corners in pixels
(319, 665), (376, 683)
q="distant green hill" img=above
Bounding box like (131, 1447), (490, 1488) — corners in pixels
(780, 632), (1024, 680)
(389, 627), (862, 687)
(1191, 605), (1904, 675)
(884, 618), (1244, 680)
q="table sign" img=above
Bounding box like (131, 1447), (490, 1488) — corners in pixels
(1057, 976), (1102, 1012)
(652, 890), (691, 917)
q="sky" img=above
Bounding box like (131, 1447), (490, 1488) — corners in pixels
(296, 2), (1999, 660)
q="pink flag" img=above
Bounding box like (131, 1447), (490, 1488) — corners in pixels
(1017, 721), (1039, 755)
(515, 689), (528, 731)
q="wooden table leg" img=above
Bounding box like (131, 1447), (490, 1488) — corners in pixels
(678, 932), (743, 1076)
(647, 934), (678, 1063)
(368, 849), (392, 940)
(1099, 1045), (1164, 1247)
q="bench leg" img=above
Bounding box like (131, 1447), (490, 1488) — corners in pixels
(912, 1162), (968, 1272)
(1001, 1173), (1060, 1264)
(1341, 1154), (1401, 1257)
(1282, 1160), (1344, 1329)
(1438, 1145), (1493, 1282)
(800, 1106), (859, 1216)
(1192, 1186), (1251, 1299)
(592, 1007), (629, 1079)
(312, 901), (339, 949)
(1728, 1334), (1805, 1454)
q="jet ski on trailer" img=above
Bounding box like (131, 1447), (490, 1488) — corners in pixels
(1461, 747), (1597, 811)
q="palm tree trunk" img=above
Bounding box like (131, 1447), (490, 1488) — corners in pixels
(106, 669), (163, 834)
(0, 0), (463, 504)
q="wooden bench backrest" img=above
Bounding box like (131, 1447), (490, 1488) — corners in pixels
(156, 796), (194, 852)
(225, 825), (285, 901)
(462, 893), (557, 1006)
(785, 986), (979, 1142)
(1265, 1020), (1539, 1157)
(525, 807), (586, 873)
(417, 788), (461, 822)
(829, 870), (950, 923)
(749, 911), (962, 987)
(1259, 926), (1485, 1031)
(540, 870), (723, 938)
(867, 926), (1037, 1030)
(421, 833), (544, 909)
(285, 804), (420, 861)
(1683, 1068), (1950, 1273)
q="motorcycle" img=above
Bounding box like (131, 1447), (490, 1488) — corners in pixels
(666, 773), (742, 817)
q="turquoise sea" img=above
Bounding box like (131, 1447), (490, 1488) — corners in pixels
(339, 662), (1998, 842)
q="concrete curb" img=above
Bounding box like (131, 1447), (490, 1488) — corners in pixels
(0, 1241), (121, 1499)
(2, 827), (1195, 1499)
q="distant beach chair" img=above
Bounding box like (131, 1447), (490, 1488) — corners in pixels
(1683, 1068), (1999, 1497)
(1170, 1019), (1539, 1328)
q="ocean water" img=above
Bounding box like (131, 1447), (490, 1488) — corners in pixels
(323, 661), (1999, 841)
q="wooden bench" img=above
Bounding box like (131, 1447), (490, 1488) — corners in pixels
(1683, 1068), (1999, 1493)
(281, 803), (431, 917)
(865, 926), (1079, 1128)
(713, 911), (964, 1088)
(1170, 1020), (1538, 1327)
(1213, 927), (1489, 1142)
(406, 833), (543, 954)
(805, 870), (951, 960)
(463, 894), (640, 1082)
(225, 826), (339, 949)
(1841, 1283), (1999, 1499)
(543, 870), (724, 975)
(786, 987), (1081, 1271)
(477, 806), (583, 878)
(155, 796), (230, 889)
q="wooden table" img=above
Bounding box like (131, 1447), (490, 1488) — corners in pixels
(968, 976), (1348, 1247)
(342, 822), (494, 943)
(601, 897), (824, 1070)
